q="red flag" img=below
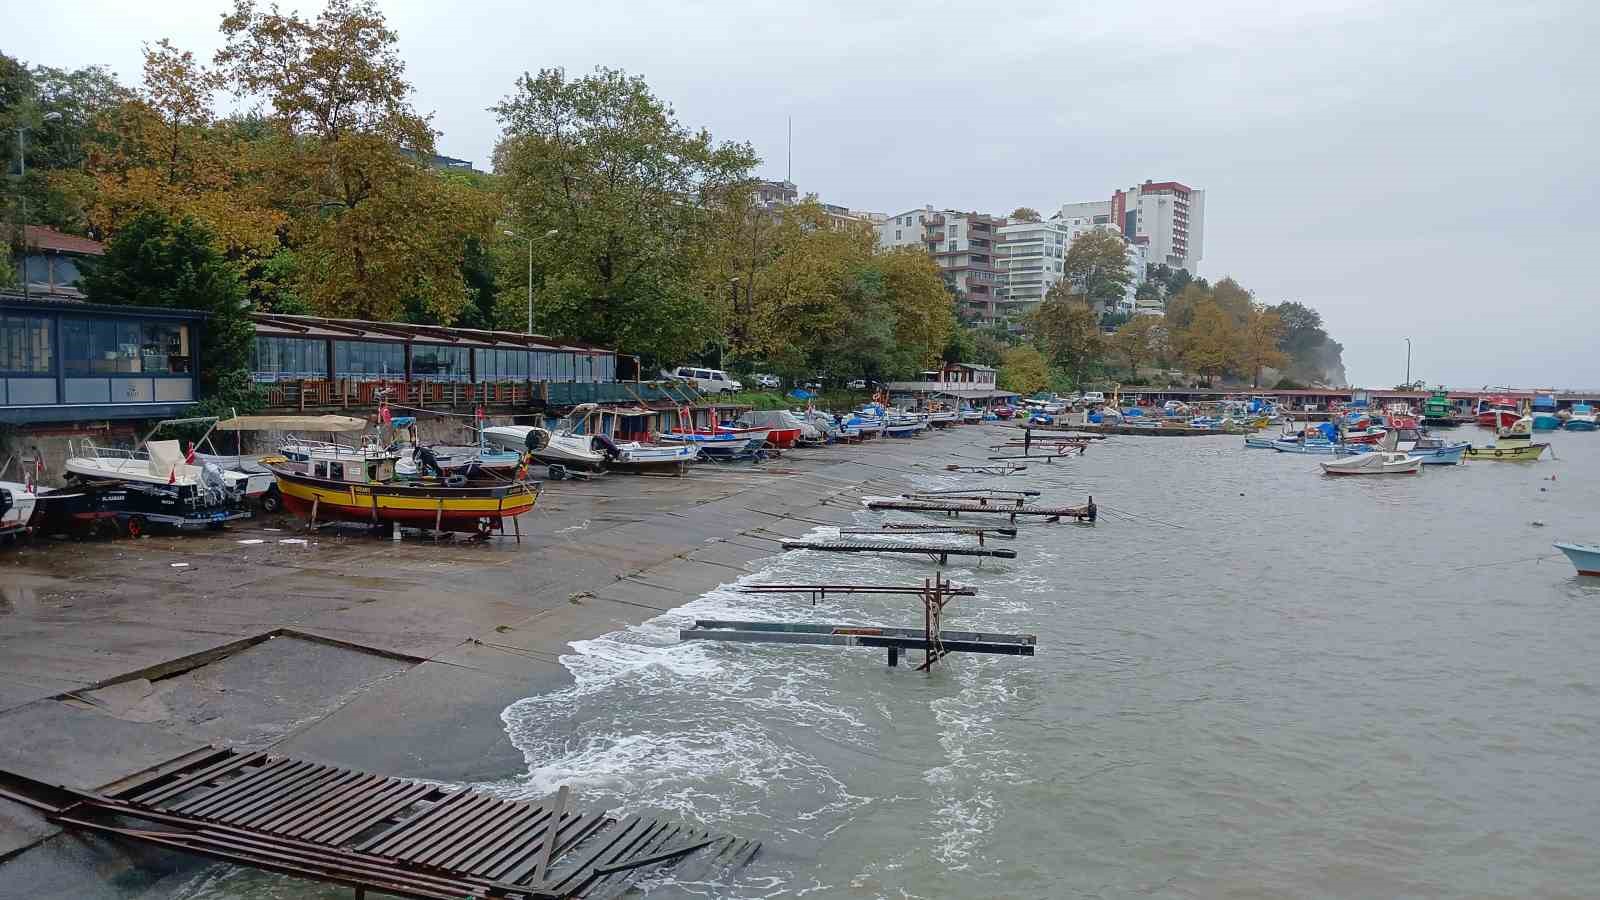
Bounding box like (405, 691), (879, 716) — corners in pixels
(185, 442), (196, 464)
(167, 467), (176, 485)
(379, 404), (392, 424)
(475, 406), (485, 421)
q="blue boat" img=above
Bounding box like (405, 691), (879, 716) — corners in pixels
(1532, 394), (1561, 431)
(1273, 438), (1341, 454)
(1243, 436), (1277, 449)
(1554, 542), (1600, 576)
(1405, 441), (1468, 465)
(1565, 403), (1597, 431)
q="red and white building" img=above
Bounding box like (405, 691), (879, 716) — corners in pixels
(1110, 180), (1204, 274)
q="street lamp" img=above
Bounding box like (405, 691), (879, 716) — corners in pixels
(1404, 337), (1412, 387)
(503, 228), (560, 334)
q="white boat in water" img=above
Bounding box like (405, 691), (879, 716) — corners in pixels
(1320, 451), (1422, 476)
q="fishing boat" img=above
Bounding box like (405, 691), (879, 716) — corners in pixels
(1404, 436), (1469, 465)
(1273, 437), (1342, 454)
(63, 439), (252, 533)
(1474, 395), (1521, 429)
(1497, 416), (1535, 443)
(1243, 435), (1278, 449)
(1321, 451), (1422, 476)
(1553, 542), (1600, 576)
(0, 480), (37, 537)
(960, 406), (983, 424)
(266, 442), (538, 536)
(1344, 426), (1388, 445)
(1531, 394), (1562, 431)
(735, 410), (805, 448)
(484, 404), (609, 471)
(1421, 389), (1458, 427)
(1463, 442), (1548, 461)
(1565, 403), (1598, 431)
(992, 404), (1015, 420)
(657, 431), (761, 458)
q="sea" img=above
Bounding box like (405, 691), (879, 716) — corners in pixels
(495, 428), (1600, 899)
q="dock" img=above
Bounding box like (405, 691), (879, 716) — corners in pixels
(680, 620), (1037, 667)
(864, 496), (1096, 522)
(1031, 422), (1228, 437)
(840, 523), (1018, 543)
(943, 463), (1027, 475)
(0, 748), (759, 900)
(781, 538), (1018, 565)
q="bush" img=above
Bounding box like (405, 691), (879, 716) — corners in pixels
(1273, 378), (1306, 390)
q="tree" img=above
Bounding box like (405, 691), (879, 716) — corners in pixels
(493, 66), (758, 364)
(1063, 228), (1132, 312)
(215, 0), (493, 323)
(998, 345), (1048, 394)
(1009, 207), (1041, 222)
(1111, 315), (1164, 377)
(942, 324), (975, 363)
(1029, 281), (1103, 387)
(1240, 305), (1288, 387)
(1177, 299), (1241, 383)
(1163, 281), (1210, 331)
(969, 328), (1009, 367)
(876, 246), (955, 375)
(1209, 277), (1254, 326)
(80, 211), (257, 407)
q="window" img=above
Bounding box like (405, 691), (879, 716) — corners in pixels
(0, 314), (52, 374)
(895, 229), (902, 240)
(411, 344), (470, 381)
(474, 348), (530, 381)
(62, 317), (191, 376)
(252, 336), (326, 380)
(334, 340), (405, 380)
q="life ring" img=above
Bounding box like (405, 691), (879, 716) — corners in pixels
(1494, 449), (1503, 458)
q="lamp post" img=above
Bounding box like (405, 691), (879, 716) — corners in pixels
(504, 229), (559, 334)
(1404, 337), (1412, 387)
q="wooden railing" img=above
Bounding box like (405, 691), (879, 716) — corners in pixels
(259, 378), (710, 412)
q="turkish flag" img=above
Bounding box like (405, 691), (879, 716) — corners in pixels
(168, 467), (176, 485)
(185, 442), (196, 464)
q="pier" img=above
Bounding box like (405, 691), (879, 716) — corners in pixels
(864, 496), (1097, 522)
(781, 538), (1018, 565)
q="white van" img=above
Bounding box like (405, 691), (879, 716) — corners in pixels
(670, 366), (743, 395)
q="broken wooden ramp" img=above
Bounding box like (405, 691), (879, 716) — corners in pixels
(782, 539), (1018, 565)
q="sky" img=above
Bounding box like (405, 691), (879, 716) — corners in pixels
(7, 0), (1597, 388)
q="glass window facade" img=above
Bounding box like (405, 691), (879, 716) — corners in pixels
(334, 340), (405, 380)
(473, 348), (530, 381)
(411, 344), (470, 381)
(0, 314), (52, 374)
(251, 336), (327, 380)
(61, 317), (191, 376)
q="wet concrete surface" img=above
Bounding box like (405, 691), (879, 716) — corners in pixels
(0, 428), (986, 893)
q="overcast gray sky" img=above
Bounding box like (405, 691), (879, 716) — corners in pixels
(9, 0), (1596, 388)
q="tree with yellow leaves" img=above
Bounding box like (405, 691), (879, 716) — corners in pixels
(1240, 304), (1288, 387)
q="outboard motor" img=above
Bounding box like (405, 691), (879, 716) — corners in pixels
(591, 433), (623, 460)
(201, 462), (230, 504)
(0, 487), (12, 519)
(524, 428), (550, 452)
(413, 445), (446, 479)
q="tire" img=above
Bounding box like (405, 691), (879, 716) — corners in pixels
(260, 486), (282, 513)
(125, 515), (146, 539)
(1494, 449), (1503, 458)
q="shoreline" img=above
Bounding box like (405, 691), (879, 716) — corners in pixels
(0, 427), (983, 891)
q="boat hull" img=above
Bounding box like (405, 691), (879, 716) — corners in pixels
(271, 467), (538, 531)
(1532, 414), (1562, 431)
(1463, 443), (1548, 461)
(1477, 410), (1520, 429)
(1565, 418), (1598, 432)
(1554, 542), (1600, 576)
(1409, 444), (1468, 465)
(1320, 452), (1422, 475)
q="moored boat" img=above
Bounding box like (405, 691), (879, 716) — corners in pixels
(1554, 542), (1600, 576)
(1474, 396), (1521, 429)
(1421, 389), (1458, 427)
(1564, 403), (1597, 431)
(1405, 436), (1469, 465)
(1463, 442), (1548, 461)
(1531, 394), (1561, 431)
(0, 480), (37, 536)
(1320, 451), (1422, 476)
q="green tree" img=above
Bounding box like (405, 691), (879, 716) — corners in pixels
(1241, 305), (1288, 388)
(969, 328), (1009, 367)
(1111, 315), (1164, 377)
(1209, 277), (1254, 326)
(1064, 228), (1132, 312)
(1009, 207), (1041, 222)
(1163, 281), (1210, 331)
(998, 345), (1048, 394)
(942, 323), (976, 363)
(80, 211), (258, 409)
(493, 66), (758, 364)
(1029, 281), (1103, 387)
(1177, 299), (1241, 383)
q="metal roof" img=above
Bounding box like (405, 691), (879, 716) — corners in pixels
(252, 313), (615, 353)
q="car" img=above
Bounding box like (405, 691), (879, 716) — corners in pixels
(669, 366), (743, 395)
(1080, 391), (1106, 406)
(846, 378), (868, 390)
(751, 373), (782, 390)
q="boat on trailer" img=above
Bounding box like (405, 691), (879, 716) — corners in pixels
(0, 480), (37, 537)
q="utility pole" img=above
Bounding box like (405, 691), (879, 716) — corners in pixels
(15, 127), (28, 301)
(1404, 337), (1411, 387)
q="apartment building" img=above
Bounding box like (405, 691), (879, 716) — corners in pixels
(1111, 181), (1204, 273)
(877, 207), (1005, 322)
(993, 217), (1075, 317)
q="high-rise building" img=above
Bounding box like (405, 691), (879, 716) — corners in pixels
(993, 218), (1074, 317)
(876, 207), (1004, 322)
(1110, 181), (1204, 273)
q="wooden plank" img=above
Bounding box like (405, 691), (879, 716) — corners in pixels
(362, 790), (488, 857)
(254, 771), (387, 835)
(408, 796), (528, 868)
(483, 810), (607, 883)
(306, 780), (436, 845)
(193, 761), (325, 821)
(168, 757), (297, 814)
(101, 747), (236, 800)
(534, 815), (646, 892)
(437, 804), (548, 874)
(126, 750), (263, 806)
(232, 767), (362, 829)
(529, 786), (570, 884)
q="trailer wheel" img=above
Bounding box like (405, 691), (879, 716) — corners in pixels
(475, 517), (495, 538)
(547, 464), (568, 481)
(125, 516), (146, 539)
(260, 485), (282, 513)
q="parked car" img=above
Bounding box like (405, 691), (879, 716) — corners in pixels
(751, 373), (782, 389)
(846, 378), (868, 390)
(1080, 391), (1106, 406)
(668, 366), (743, 395)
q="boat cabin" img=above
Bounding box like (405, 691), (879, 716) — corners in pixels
(278, 440), (399, 484)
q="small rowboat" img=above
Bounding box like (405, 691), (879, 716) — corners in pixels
(1463, 443), (1548, 461)
(1554, 542), (1600, 576)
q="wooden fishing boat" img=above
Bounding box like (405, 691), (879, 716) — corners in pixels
(266, 444), (538, 536)
(1463, 442), (1548, 461)
(1321, 451), (1421, 475)
(1475, 396), (1521, 429)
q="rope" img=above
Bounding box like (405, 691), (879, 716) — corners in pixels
(1096, 503), (1187, 529)
(1454, 553), (1559, 571)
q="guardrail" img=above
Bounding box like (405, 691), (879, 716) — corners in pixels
(260, 378), (711, 412)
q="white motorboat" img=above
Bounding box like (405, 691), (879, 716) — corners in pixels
(0, 480), (37, 535)
(607, 440), (697, 473)
(483, 424), (607, 469)
(1320, 451), (1422, 476)
(65, 439), (245, 495)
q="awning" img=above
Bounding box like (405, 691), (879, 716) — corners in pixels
(216, 414), (370, 432)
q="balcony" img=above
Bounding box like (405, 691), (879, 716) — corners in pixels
(925, 232), (946, 243)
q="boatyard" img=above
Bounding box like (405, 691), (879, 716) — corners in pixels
(3, 400), (1600, 896)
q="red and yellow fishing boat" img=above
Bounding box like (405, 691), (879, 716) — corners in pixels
(266, 440), (538, 537)
(1475, 395), (1521, 429)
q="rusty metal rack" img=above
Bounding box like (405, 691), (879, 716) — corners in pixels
(781, 538), (1017, 566)
(943, 463), (1027, 475)
(0, 748), (758, 899)
(864, 496), (1097, 523)
(839, 523), (1017, 545)
(720, 576), (1025, 670)
(905, 488), (1041, 501)
(985, 452), (1078, 463)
